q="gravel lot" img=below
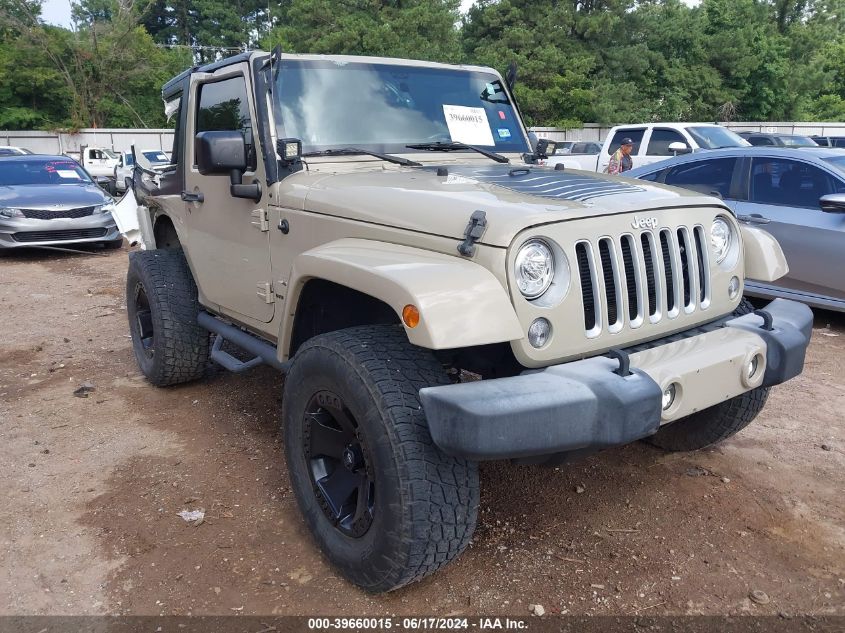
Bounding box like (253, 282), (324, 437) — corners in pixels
(1, 246), (843, 617)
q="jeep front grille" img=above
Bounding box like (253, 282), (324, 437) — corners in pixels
(576, 226), (711, 337)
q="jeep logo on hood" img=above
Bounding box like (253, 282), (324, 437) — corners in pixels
(631, 215), (659, 230)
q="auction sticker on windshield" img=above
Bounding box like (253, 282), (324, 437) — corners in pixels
(442, 105), (495, 146)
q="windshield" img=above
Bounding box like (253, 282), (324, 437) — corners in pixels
(780, 135), (818, 147)
(687, 126), (750, 149)
(0, 158), (93, 186)
(142, 150), (169, 164)
(823, 156), (845, 174)
(273, 59), (530, 155)
(102, 149), (119, 159)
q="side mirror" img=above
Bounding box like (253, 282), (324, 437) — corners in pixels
(819, 193), (845, 213)
(93, 175), (113, 193)
(668, 141), (691, 155)
(534, 138), (556, 160)
(195, 131), (261, 202)
(196, 130), (247, 175)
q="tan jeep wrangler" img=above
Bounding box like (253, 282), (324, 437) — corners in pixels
(127, 50), (812, 593)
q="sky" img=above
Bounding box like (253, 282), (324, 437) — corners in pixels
(42, 0), (73, 28)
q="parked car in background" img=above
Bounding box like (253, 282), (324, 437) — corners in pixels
(114, 149), (170, 194)
(544, 141), (602, 167)
(551, 141), (575, 154)
(628, 147), (845, 311)
(0, 146), (33, 156)
(552, 123), (749, 172)
(810, 135), (845, 149)
(0, 155), (121, 250)
(737, 132), (819, 148)
(70, 146), (121, 180)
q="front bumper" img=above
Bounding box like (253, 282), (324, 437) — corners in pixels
(420, 299), (813, 461)
(0, 214), (120, 249)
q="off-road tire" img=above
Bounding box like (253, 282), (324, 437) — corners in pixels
(126, 248), (209, 386)
(647, 297), (768, 451)
(282, 325), (479, 593)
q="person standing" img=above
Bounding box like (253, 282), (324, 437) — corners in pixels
(606, 137), (634, 174)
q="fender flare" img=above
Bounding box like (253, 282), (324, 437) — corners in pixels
(280, 238), (523, 354)
(741, 225), (788, 283)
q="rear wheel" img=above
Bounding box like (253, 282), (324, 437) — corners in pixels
(282, 325), (479, 592)
(126, 248), (209, 386)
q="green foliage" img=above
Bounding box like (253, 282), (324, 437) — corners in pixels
(260, 0), (461, 62)
(0, 0), (843, 130)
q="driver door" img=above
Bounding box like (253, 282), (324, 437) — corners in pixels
(182, 67), (274, 323)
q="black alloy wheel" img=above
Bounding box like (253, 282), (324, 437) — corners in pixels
(133, 283), (155, 359)
(303, 390), (375, 538)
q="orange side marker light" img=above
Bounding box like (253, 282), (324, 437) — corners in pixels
(402, 305), (420, 328)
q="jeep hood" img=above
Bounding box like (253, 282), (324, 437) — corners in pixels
(285, 163), (725, 248)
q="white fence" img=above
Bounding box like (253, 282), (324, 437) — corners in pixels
(2, 122), (844, 153)
(0, 129), (174, 155)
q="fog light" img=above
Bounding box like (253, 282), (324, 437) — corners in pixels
(728, 276), (740, 299)
(528, 318), (552, 348)
(747, 355), (761, 379)
(662, 383), (677, 410)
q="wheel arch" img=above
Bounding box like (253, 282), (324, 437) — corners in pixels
(278, 238), (523, 360)
(152, 213), (182, 249)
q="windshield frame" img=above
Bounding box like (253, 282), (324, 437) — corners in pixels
(272, 58), (531, 157)
(687, 126), (750, 149)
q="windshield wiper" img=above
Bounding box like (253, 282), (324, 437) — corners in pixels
(405, 142), (509, 164)
(302, 147), (421, 167)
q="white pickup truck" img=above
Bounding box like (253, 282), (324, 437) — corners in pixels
(67, 146), (121, 179)
(544, 122), (749, 172)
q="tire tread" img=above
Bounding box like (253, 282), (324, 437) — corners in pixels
(287, 325), (479, 592)
(127, 248), (208, 386)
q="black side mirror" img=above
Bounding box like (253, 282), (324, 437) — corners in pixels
(534, 138), (556, 160)
(819, 193), (845, 213)
(94, 175), (112, 191)
(195, 131), (261, 202)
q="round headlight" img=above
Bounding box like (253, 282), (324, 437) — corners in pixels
(514, 239), (554, 299)
(711, 217), (733, 264)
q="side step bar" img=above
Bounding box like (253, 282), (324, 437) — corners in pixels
(197, 311), (290, 373)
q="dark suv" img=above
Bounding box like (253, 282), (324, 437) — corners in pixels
(811, 136), (845, 149)
(738, 132), (819, 148)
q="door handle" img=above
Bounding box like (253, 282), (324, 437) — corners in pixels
(736, 214), (770, 225)
(181, 190), (204, 203)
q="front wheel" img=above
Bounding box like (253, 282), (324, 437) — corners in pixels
(282, 325), (479, 592)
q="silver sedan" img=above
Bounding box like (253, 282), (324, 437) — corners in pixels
(628, 147), (845, 312)
(0, 155), (121, 250)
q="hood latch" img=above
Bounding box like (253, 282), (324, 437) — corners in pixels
(457, 210), (487, 257)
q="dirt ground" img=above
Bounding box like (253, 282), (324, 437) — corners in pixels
(1, 246), (843, 618)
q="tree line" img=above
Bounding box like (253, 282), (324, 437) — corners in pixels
(1, 0), (844, 131)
